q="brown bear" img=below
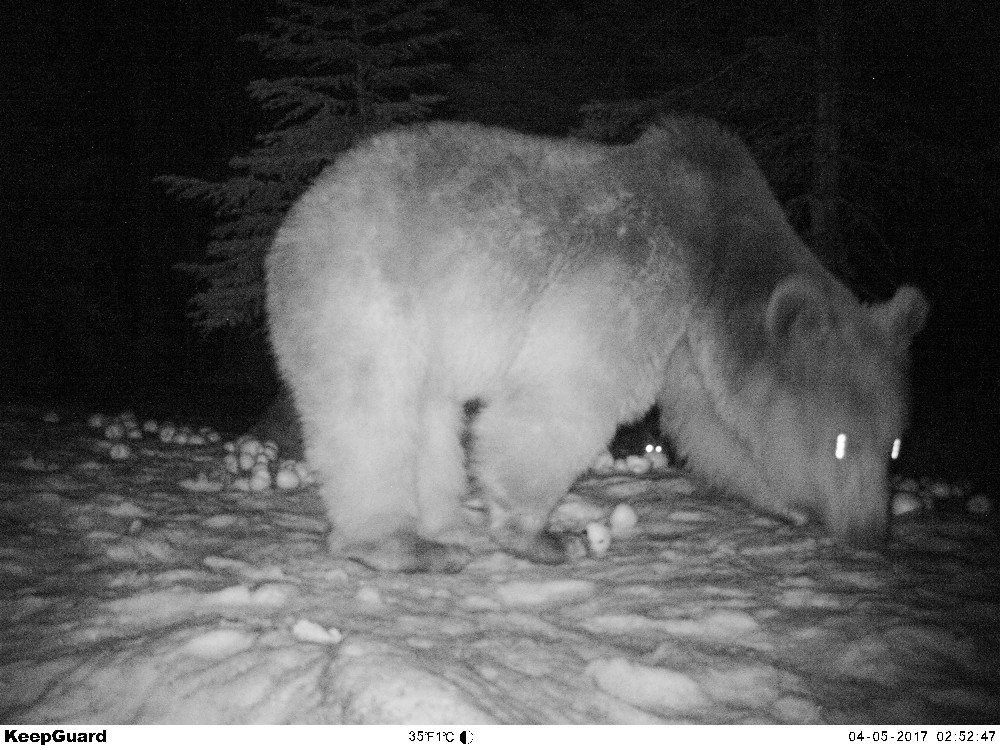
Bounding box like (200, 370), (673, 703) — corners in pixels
(266, 118), (928, 572)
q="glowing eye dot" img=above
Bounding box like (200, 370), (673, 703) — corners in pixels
(645, 443), (662, 454)
(835, 433), (847, 460)
(891, 438), (901, 461)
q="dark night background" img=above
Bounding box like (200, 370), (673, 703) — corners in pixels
(3, 1), (998, 489)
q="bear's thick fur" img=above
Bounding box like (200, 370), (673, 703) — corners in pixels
(266, 118), (927, 571)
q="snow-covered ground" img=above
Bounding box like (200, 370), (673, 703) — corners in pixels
(1, 404), (998, 724)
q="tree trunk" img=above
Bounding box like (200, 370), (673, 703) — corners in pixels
(812, 0), (843, 263)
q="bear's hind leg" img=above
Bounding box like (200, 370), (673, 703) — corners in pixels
(302, 364), (470, 573)
(412, 394), (492, 557)
(472, 389), (612, 563)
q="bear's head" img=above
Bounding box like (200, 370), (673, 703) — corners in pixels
(753, 276), (929, 545)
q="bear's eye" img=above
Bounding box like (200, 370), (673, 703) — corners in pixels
(645, 443), (662, 454)
(835, 432), (848, 461)
(891, 437), (901, 461)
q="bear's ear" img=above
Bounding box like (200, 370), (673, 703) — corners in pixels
(765, 275), (832, 347)
(872, 285), (929, 345)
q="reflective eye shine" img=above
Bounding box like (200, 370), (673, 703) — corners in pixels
(891, 437), (901, 461)
(645, 443), (663, 454)
(835, 432), (847, 461)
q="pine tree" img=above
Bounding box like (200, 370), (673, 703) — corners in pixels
(159, 0), (455, 330)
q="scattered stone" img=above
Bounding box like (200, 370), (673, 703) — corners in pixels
(586, 521), (612, 557)
(609, 503), (639, 538)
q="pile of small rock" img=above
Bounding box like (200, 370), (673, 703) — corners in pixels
(892, 475), (993, 518)
(221, 435), (314, 492)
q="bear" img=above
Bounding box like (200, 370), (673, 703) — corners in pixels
(609, 405), (670, 462)
(266, 117), (928, 572)
(252, 384), (671, 464)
